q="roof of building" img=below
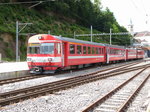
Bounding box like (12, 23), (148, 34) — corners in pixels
(134, 31), (150, 37)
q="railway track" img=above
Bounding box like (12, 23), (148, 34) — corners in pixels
(81, 67), (150, 112)
(0, 60), (146, 85)
(0, 74), (48, 85)
(0, 63), (149, 107)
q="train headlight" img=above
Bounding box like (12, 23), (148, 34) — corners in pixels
(48, 58), (52, 62)
(27, 58), (32, 62)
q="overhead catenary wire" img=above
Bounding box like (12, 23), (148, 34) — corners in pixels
(140, 0), (149, 24)
(130, 0), (149, 23)
(140, 0), (148, 15)
(0, 0), (55, 5)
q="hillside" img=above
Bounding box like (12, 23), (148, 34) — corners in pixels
(0, 0), (131, 61)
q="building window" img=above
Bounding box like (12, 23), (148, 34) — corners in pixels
(70, 44), (75, 54)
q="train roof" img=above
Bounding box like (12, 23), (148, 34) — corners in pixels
(126, 47), (137, 50)
(105, 44), (126, 49)
(29, 34), (135, 49)
(54, 35), (131, 49)
(53, 35), (106, 46)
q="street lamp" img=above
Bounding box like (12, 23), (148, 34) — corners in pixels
(16, 21), (32, 62)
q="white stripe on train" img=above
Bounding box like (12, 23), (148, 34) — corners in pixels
(27, 54), (140, 63)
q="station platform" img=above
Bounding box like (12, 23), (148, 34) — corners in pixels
(0, 62), (29, 73)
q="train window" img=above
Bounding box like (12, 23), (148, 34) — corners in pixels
(96, 48), (98, 54)
(92, 47), (95, 54)
(110, 49), (112, 54)
(77, 45), (82, 54)
(55, 43), (61, 54)
(98, 48), (101, 54)
(102, 48), (103, 54)
(102, 48), (104, 54)
(40, 43), (54, 54)
(115, 49), (117, 54)
(116, 49), (118, 54)
(100, 48), (102, 54)
(111, 49), (114, 54)
(70, 44), (75, 54)
(114, 49), (116, 54)
(28, 47), (40, 54)
(83, 46), (87, 54)
(88, 47), (91, 54)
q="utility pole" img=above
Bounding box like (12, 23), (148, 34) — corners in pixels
(48, 30), (50, 34)
(91, 25), (93, 42)
(16, 21), (32, 62)
(74, 31), (76, 39)
(110, 28), (112, 45)
(16, 21), (19, 62)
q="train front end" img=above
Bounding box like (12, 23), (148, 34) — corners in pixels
(27, 34), (62, 74)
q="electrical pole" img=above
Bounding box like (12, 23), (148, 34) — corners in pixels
(74, 31), (76, 39)
(48, 30), (50, 34)
(16, 21), (19, 62)
(91, 25), (93, 42)
(110, 28), (112, 45)
(16, 21), (32, 62)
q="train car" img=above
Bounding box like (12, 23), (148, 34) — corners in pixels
(27, 34), (145, 74)
(27, 34), (106, 74)
(126, 48), (137, 60)
(137, 49), (145, 59)
(106, 45), (126, 63)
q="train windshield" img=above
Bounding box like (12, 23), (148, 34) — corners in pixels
(40, 43), (54, 54)
(28, 43), (54, 54)
(28, 46), (40, 54)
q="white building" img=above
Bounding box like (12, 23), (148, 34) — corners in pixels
(133, 31), (150, 57)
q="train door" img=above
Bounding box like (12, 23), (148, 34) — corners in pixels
(106, 47), (109, 63)
(125, 49), (127, 61)
(61, 42), (68, 67)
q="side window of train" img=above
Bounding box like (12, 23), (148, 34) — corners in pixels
(83, 46), (87, 54)
(92, 47), (95, 54)
(99, 48), (101, 54)
(77, 45), (82, 54)
(88, 47), (91, 54)
(109, 49), (112, 54)
(70, 44), (75, 54)
(96, 48), (98, 54)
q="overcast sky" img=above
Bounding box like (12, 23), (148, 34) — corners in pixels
(101, 0), (150, 32)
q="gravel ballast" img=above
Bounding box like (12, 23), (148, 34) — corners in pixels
(0, 69), (145, 112)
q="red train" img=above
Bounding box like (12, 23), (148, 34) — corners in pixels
(27, 34), (145, 74)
